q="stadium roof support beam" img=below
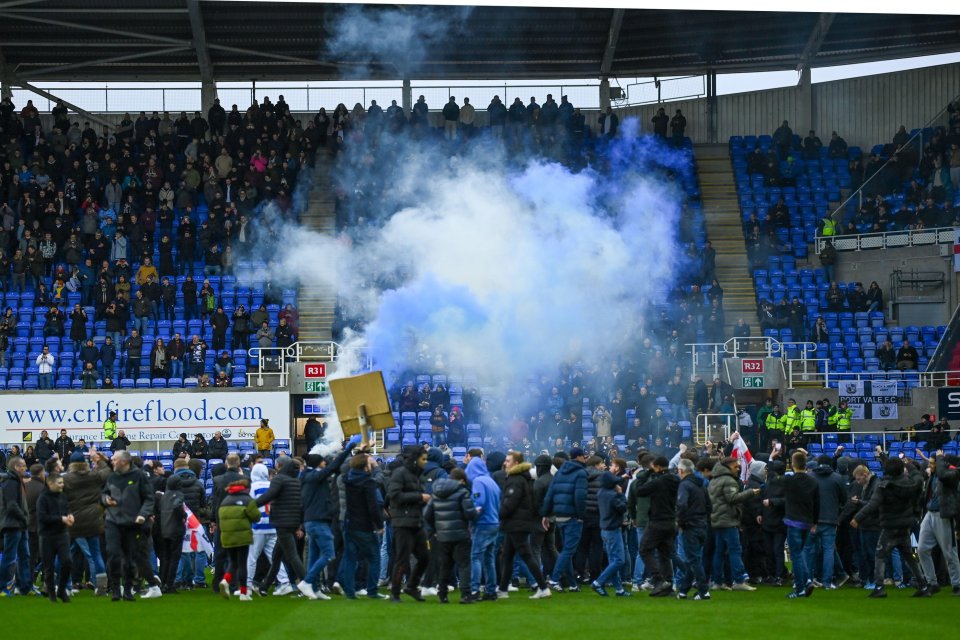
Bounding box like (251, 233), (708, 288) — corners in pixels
(12, 79), (113, 129)
(0, 47), (11, 100)
(24, 46), (191, 78)
(797, 13), (835, 75)
(186, 0), (216, 113)
(598, 8), (624, 111)
(0, 10), (344, 71)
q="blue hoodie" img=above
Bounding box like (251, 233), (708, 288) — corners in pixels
(466, 457), (501, 527)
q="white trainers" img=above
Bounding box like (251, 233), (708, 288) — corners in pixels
(314, 590), (331, 601)
(420, 587), (438, 597)
(239, 593), (252, 602)
(496, 590), (510, 599)
(731, 582), (756, 592)
(141, 585), (163, 599)
(529, 587), (552, 599)
(296, 580), (318, 600)
(506, 584), (519, 592)
(274, 583), (296, 596)
(357, 589), (367, 596)
(219, 580), (230, 600)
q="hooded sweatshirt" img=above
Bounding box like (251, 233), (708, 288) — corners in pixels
(249, 463), (274, 533)
(386, 445), (426, 528)
(812, 463), (849, 526)
(343, 468), (383, 533)
(597, 471), (627, 531)
(466, 457), (501, 527)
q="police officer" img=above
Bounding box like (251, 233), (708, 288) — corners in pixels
(103, 411), (118, 441)
(835, 401), (853, 443)
(799, 401), (817, 433)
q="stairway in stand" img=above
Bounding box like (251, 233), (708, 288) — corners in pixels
(295, 148), (337, 343)
(696, 143), (756, 338)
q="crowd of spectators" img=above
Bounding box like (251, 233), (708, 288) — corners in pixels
(0, 95), (308, 388)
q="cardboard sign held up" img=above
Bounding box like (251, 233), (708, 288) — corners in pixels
(328, 371), (395, 446)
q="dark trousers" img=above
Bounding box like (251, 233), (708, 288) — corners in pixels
(125, 357), (141, 379)
(875, 528), (925, 589)
(435, 539), (472, 598)
(264, 526), (305, 588)
(574, 523), (603, 581)
(499, 531), (546, 591)
(341, 529), (381, 597)
(677, 526), (708, 594)
(225, 545), (249, 588)
(763, 528), (787, 579)
(40, 533), (71, 596)
(639, 523), (676, 584)
(531, 523), (558, 579)
(158, 536), (183, 588)
(391, 526), (428, 595)
(105, 522), (157, 593)
(859, 529), (881, 584)
(741, 525), (766, 580)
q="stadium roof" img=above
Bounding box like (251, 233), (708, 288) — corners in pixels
(0, 2), (959, 82)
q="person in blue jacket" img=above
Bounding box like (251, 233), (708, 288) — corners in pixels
(540, 447), (588, 591)
(465, 451), (501, 600)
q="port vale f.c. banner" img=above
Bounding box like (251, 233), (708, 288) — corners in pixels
(838, 380), (899, 420)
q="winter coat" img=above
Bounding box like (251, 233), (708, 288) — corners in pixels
(102, 468), (155, 526)
(425, 478), (477, 542)
(841, 474), (880, 531)
(387, 450), (426, 528)
(255, 462), (302, 529)
(760, 473), (787, 532)
(676, 473), (710, 530)
(301, 445), (353, 522)
(159, 487), (186, 540)
(633, 470), (680, 525)
(812, 464), (849, 526)
(598, 472), (627, 531)
(626, 469), (652, 527)
(933, 456), (960, 519)
(0, 472), (29, 530)
(207, 436), (228, 461)
(343, 468), (384, 533)
(499, 462), (537, 533)
(218, 485), (261, 548)
(782, 471), (820, 526)
(540, 459), (587, 519)
(583, 467), (602, 526)
(254, 426), (274, 451)
(708, 463), (755, 529)
(63, 460), (110, 537)
(465, 457), (501, 527)
(166, 468), (207, 522)
(854, 464), (924, 530)
(36, 488), (71, 537)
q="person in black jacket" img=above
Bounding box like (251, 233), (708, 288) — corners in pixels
(531, 454), (558, 578)
(498, 452), (551, 599)
(425, 468), (477, 604)
(162, 459), (207, 593)
(760, 461), (788, 585)
(211, 454), (244, 593)
(53, 430), (75, 461)
(207, 432), (228, 461)
(807, 456), (851, 589)
(35, 430), (55, 463)
(386, 445), (430, 603)
(172, 433), (192, 459)
(852, 456), (929, 598)
(191, 434), (208, 460)
(341, 453), (386, 600)
(301, 436), (358, 595)
(843, 464), (882, 589)
(0, 456), (32, 596)
(256, 456), (312, 599)
(36, 473), (74, 602)
(675, 459), (711, 600)
(101, 450), (163, 601)
(782, 452), (820, 599)
(633, 456), (681, 597)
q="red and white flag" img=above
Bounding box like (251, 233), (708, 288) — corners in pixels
(182, 504), (214, 558)
(731, 431), (753, 483)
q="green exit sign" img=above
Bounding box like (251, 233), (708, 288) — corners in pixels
(742, 376), (764, 388)
(304, 381), (328, 393)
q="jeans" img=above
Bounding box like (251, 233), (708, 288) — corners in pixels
(304, 521), (335, 588)
(859, 529), (880, 584)
(133, 315), (150, 336)
(177, 551), (208, 585)
(470, 525), (499, 595)
(549, 519), (583, 588)
(72, 536), (106, 580)
(596, 529), (626, 591)
(712, 526), (748, 584)
(38, 372), (54, 389)
(531, 523), (557, 579)
(803, 522), (839, 584)
(379, 525), (392, 581)
(0, 528), (32, 593)
(787, 525), (812, 593)
(341, 529), (381, 597)
(435, 539), (472, 598)
(632, 526), (647, 582)
(678, 526), (708, 594)
(247, 533), (287, 587)
(169, 359), (184, 379)
(431, 430), (445, 447)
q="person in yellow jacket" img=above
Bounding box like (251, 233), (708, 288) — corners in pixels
(784, 399), (801, 434)
(835, 400), (853, 442)
(762, 404), (787, 451)
(102, 410), (118, 441)
(799, 400), (817, 432)
(254, 418), (275, 457)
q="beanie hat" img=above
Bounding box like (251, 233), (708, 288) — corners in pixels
(69, 451), (86, 463)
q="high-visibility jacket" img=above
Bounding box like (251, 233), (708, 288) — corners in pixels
(800, 408), (817, 431)
(826, 405), (838, 427)
(836, 408), (853, 431)
(765, 412), (788, 434)
(103, 418), (117, 440)
(821, 217), (836, 236)
(785, 406), (801, 432)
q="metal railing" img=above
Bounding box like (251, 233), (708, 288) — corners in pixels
(688, 337), (820, 379)
(694, 412), (735, 445)
(799, 429), (930, 452)
(785, 358), (831, 388)
(815, 227), (954, 253)
(623, 76), (706, 105)
(245, 340), (375, 387)
(889, 269), (945, 305)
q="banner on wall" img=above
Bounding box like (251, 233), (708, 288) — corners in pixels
(0, 391), (290, 443)
(954, 227), (960, 272)
(838, 380), (899, 420)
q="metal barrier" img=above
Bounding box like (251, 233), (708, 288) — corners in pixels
(799, 429), (935, 453)
(688, 337), (820, 379)
(785, 358), (831, 388)
(815, 227), (954, 253)
(694, 413), (735, 445)
(245, 341), (375, 387)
